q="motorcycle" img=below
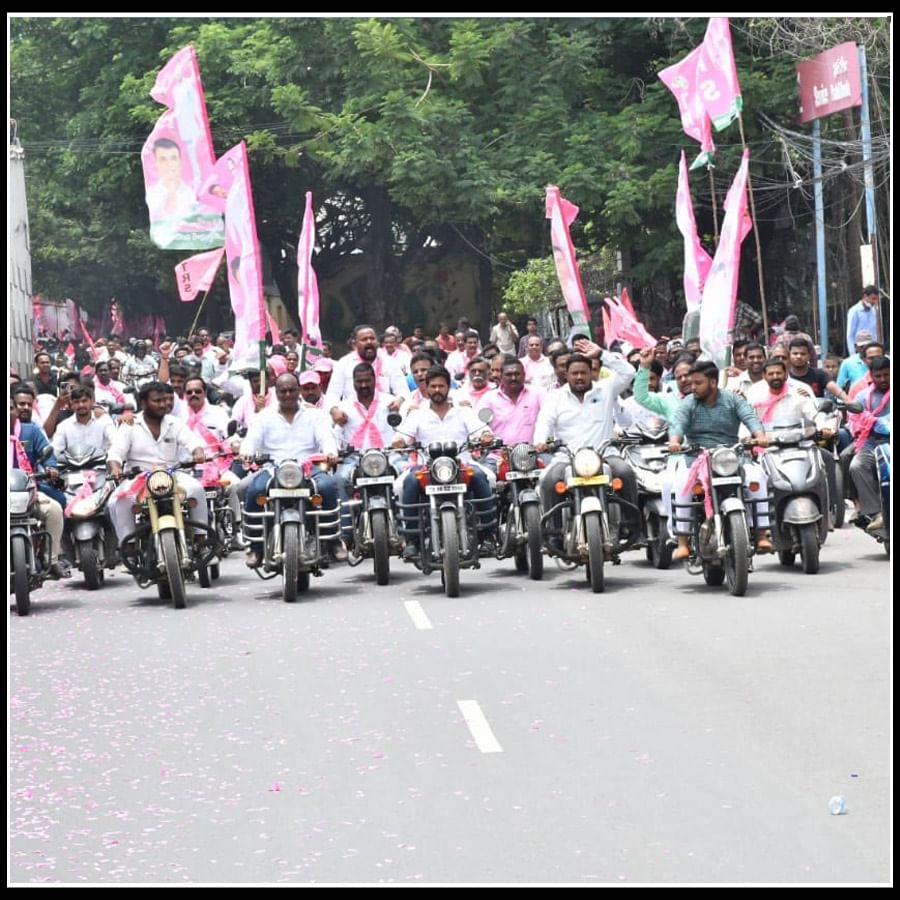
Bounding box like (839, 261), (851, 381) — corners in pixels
(188, 451), (241, 586)
(670, 444), (763, 597)
(59, 445), (118, 590)
(613, 416), (672, 569)
(871, 444), (891, 557)
(117, 462), (218, 609)
(341, 446), (403, 585)
(9, 446), (56, 616)
(759, 415), (829, 574)
(241, 455), (341, 602)
(540, 441), (614, 594)
(396, 436), (499, 598)
(492, 440), (545, 579)
(814, 398), (858, 529)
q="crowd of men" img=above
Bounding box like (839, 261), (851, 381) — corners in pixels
(10, 290), (890, 578)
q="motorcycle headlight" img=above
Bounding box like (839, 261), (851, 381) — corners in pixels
(11, 469), (30, 492)
(360, 450), (388, 478)
(711, 448), (739, 476)
(431, 456), (458, 484)
(147, 470), (175, 497)
(573, 447), (602, 477)
(277, 461), (303, 488)
(509, 443), (537, 473)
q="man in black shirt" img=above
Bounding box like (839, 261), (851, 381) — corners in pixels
(788, 338), (849, 401)
(32, 352), (58, 397)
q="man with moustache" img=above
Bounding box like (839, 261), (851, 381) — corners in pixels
(325, 324), (408, 404)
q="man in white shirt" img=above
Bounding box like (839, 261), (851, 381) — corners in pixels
(121, 340), (159, 388)
(51, 386), (117, 458)
(107, 381), (207, 544)
(93, 360), (137, 412)
(331, 362), (398, 541)
(240, 373), (341, 566)
(392, 365), (495, 558)
(453, 357), (494, 408)
(534, 349), (639, 542)
(521, 336), (556, 391)
(325, 325), (408, 404)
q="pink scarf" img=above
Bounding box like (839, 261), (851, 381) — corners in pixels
(98, 379), (126, 405)
(755, 384), (789, 424)
(350, 398), (383, 450)
(10, 420), (33, 475)
(187, 402), (231, 486)
(854, 389), (890, 451)
(114, 471), (149, 500)
(686, 450), (713, 518)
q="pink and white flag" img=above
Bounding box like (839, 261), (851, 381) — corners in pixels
(266, 309), (282, 346)
(601, 304), (614, 348)
(545, 186), (590, 326)
(33, 295), (45, 336)
(297, 191), (322, 350)
(141, 46), (224, 251)
(699, 149), (752, 367)
(697, 17), (743, 131)
(604, 297), (656, 350)
(199, 143), (266, 351)
(659, 46), (716, 170)
(676, 151), (714, 313)
(175, 247), (225, 302)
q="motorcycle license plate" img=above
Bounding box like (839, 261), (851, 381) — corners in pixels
(505, 471), (535, 481)
(425, 483), (466, 495)
(710, 476), (742, 486)
(67, 473), (85, 488)
(356, 476), (395, 486)
(205, 491), (218, 499)
(642, 448), (666, 459)
(269, 488), (311, 498)
(567, 475), (609, 487)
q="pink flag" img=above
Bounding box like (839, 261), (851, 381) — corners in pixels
(676, 151), (714, 313)
(297, 191), (322, 350)
(659, 46), (716, 170)
(33, 295), (45, 336)
(699, 149), (752, 367)
(619, 286), (636, 318)
(545, 186), (590, 326)
(142, 46), (224, 251)
(601, 303), (614, 348)
(266, 309), (282, 346)
(175, 247), (225, 302)
(697, 18), (743, 131)
(605, 297), (656, 350)
(201, 143), (266, 350)
(109, 299), (125, 336)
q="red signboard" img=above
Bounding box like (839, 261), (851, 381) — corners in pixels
(797, 42), (861, 124)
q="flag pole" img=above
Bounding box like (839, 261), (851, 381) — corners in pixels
(187, 289), (211, 338)
(259, 339), (267, 396)
(708, 165), (720, 245)
(737, 114), (769, 342)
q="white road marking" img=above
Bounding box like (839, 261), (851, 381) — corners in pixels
(403, 600), (433, 630)
(457, 700), (503, 753)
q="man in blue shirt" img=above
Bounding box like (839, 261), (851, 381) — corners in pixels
(846, 286), (880, 354)
(10, 393), (70, 578)
(668, 361), (770, 561)
(848, 356), (890, 533)
(836, 330), (874, 392)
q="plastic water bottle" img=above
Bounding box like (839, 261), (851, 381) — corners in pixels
(828, 795), (847, 815)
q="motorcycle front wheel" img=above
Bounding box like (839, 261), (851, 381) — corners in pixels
(441, 508), (460, 598)
(160, 530), (187, 609)
(585, 512), (605, 594)
(12, 534), (31, 617)
(371, 509), (390, 586)
(724, 511), (749, 596)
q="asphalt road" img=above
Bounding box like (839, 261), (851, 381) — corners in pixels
(9, 524), (891, 885)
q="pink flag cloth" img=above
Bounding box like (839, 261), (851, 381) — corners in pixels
(601, 304), (613, 348)
(297, 191), (322, 351)
(65, 470), (98, 516)
(619, 286), (636, 318)
(142, 46), (224, 251)
(33, 295), (45, 335)
(676, 151), (714, 313)
(266, 310), (282, 346)
(604, 297), (656, 349)
(201, 142), (266, 351)
(698, 18), (743, 131)
(686, 450), (714, 518)
(699, 149), (752, 368)
(109, 300), (125, 336)
(175, 247), (225, 302)
(545, 186), (590, 326)
(659, 46), (716, 170)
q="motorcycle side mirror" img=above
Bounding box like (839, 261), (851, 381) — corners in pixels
(387, 412), (403, 428)
(478, 408), (494, 424)
(123, 385), (137, 395)
(843, 401), (864, 415)
(38, 445), (55, 464)
(816, 399), (834, 414)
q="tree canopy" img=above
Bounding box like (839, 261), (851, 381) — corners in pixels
(10, 16), (890, 340)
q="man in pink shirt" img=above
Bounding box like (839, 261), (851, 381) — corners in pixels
(479, 357), (543, 446)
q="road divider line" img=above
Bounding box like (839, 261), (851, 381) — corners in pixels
(403, 600), (433, 630)
(457, 700), (503, 753)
